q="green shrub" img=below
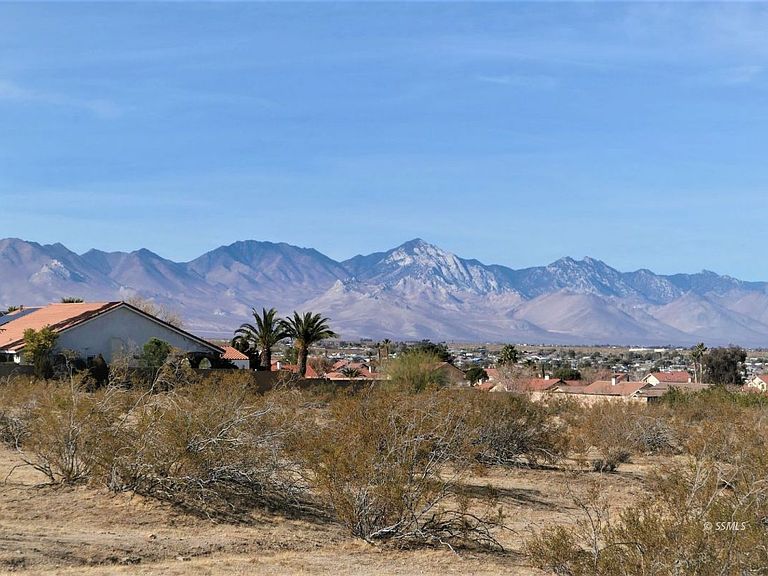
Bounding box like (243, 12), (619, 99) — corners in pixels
(383, 350), (447, 393)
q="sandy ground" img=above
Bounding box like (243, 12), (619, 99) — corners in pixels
(0, 445), (653, 575)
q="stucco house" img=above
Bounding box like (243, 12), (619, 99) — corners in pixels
(745, 374), (768, 392)
(0, 301), (223, 365)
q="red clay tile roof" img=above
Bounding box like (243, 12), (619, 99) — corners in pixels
(579, 380), (648, 396)
(515, 378), (564, 392)
(271, 362), (319, 378)
(221, 346), (249, 361)
(563, 379), (588, 387)
(648, 371), (692, 383)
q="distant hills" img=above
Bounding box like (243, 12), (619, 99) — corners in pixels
(2, 237), (768, 346)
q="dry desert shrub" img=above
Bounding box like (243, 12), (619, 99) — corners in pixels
(528, 401), (768, 575)
(92, 381), (310, 518)
(469, 392), (569, 468)
(0, 376), (39, 449)
(299, 388), (505, 549)
(566, 401), (677, 472)
(1, 370), (311, 517)
(7, 374), (128, 483)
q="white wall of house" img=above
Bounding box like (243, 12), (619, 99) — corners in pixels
(746, 376), (768, 391)
(55, 306), (216, 363)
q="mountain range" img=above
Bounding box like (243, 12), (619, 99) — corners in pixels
(2, 237), (768, 346)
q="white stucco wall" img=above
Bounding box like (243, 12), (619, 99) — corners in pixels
(55, 306), (217, 363)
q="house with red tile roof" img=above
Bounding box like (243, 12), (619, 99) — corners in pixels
(643, 371), (692, 385)
(635, 381), (711, 400)
(578, 379), (650, 397)
(510, 377), (566, 393)
(326, 361), (386, 380)
(0, 301), (222, 365)
(270, 360), (319, 379)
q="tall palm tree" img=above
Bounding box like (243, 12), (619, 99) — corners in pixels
(690, 342), (707, 384)
(233, 307), (289, 371)
(281, 312), (338, 377)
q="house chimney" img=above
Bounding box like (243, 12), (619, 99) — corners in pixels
(611, 376), (617, 386)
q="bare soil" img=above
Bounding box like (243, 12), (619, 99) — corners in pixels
(0, 446), (654, 575)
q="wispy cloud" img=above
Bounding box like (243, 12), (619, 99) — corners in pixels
(476, 74), (558, 89)
(688, 64), (765, 88)
(0, 79), (124, 119)
(719, 65), (764, 85)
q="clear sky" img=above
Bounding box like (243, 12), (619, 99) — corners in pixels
(2, 2), (768, 279)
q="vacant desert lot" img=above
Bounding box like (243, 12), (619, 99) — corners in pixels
(0, 445), (655, 575)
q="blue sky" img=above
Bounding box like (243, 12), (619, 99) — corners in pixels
(2, 2), (768, 279)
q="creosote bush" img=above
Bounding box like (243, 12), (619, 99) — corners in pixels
(95, 383), (308, 517)
(299, 387), (505, 549)
(0, 360), (307, 516)
(565, 401), (678, 472)
(470, 392), (569, 468)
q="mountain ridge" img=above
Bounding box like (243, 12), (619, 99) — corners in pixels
(2, 236), (768, 346)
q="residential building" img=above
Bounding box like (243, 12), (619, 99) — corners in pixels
(0, 301), (222, 365)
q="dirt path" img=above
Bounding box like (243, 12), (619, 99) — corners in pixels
(0, 445), (651, 575)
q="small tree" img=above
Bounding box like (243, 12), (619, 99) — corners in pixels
(89, 354), (110, 388)
(704, 346), (746, 385)
(553, 366), (582, 381)
(23, 327), (58, 379)
(498, 344), (520, 366)
(60, 297), (84, 303)
(384, 350), (446, 393)
(410, 340), (454, 363)
(139, 338), (172, 371)
(466, 366), (489, 385)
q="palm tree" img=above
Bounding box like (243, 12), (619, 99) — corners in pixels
(281, 312), (338, 377)
(379, 338), (392, 362)
(690, 342), (707, 384)
(340, 366), (361, 378)
(233, 308), (289, 371)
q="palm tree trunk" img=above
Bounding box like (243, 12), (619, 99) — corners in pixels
(297, 344), (308, 377)
(260, 348), (272, 371)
